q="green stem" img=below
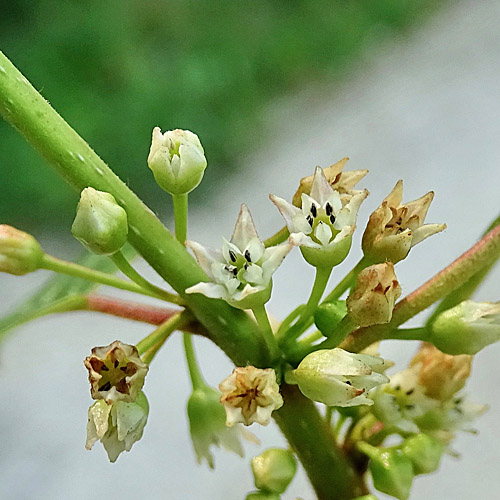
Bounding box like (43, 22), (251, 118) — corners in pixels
(325, 406), (334, 425)
(183, 332), (205, 390)
(111, 251), (183, 304)
(276, 304), (305, 339)
(137, 311), (189, 364)
(40, 254), (167, 300)
(388, 327), (428, 341)
(252, 304), (281, 362)
(264, 226), (290, 247)
(322, 256), (367, 303)
(172, 193), (188, 245)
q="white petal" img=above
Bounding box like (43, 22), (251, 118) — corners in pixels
(270, 194), (302, 230)
(289, 232), (321, 249)
(187, 240), (223, 278)
(222, 238), (243, 262)
(314, 221), (332, 247)
(185, 282), (229, 300)
(244, 264), (264, 285)
(231, 204), (260, 249)
(411, 223), (446, 246)
(224, 278), (240, 295)
(310, 167), (334, 205)
(331, 225), (355, 245)
(301, 194), (319, 217)
(244, 237), (265, 263)
(325, 190), (342, 214)
(261, 242), (293, 278)
(292, 214), (313, 234)
(232, 283), (265, 302)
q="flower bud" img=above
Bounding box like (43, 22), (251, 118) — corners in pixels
(71, 187), (128, 255)
(219, 366), (283, 426)
(0, 225), (44, 275)
(401, 434), (444, 475)
(187, 384), (244, 469)
(285, 348), (389, 407)
(245, 492), (281, 500)
(314, 300), (347, 339)
(360, 443), (414, 500)
(84, 340), (148, 404)
(430, 300), (500, 355)
(347, 263), (401, 327)
(352, 496), (379, 500)
(409, 343), (471, 401)
(362, 180), (446, 264)
(147, 127), (207, 195)
(251, 448), (297, 494)
(86, 391), (149, 462)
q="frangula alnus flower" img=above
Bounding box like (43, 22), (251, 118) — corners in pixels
(219, 366), (283, 426)
(271, 166), (368, 268)
(285, 348), (389, 407)
(362, 180), (446, 264)
(186, 204), (292, 309)
(346, 262), (402, 327)
(84, 340), (148, 404)
(0, 224), (44, 275)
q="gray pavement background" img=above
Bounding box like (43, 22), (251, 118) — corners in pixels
(1, 0), (500, 498)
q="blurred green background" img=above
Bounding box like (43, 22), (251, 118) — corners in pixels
(1, 0), (443, 231)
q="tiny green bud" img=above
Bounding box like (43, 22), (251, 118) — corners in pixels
(401, 434), (444, 475)
(72, 187), (128, 255)
(148, 127), (207, 195)
(352, 496), (379, 500)
(431, 300), (500, 355)
(314, 301), (348, 339)
(245, 492), (281, 500)
(359, 443), (414, 500)
(251, 448), (297, 494)
(187, 384), (243, 469)
(0, 225), (44, 275)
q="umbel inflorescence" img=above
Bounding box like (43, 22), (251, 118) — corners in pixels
(2, 118), (500, 500)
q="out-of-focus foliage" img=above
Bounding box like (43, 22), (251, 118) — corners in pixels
(1, 0), (444, 229)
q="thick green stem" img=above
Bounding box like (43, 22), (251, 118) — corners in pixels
(172, 193), (188, 245)
(273, 384), (367, 500)
(111, 251), (183, 304)
(40, 254), (167, 300)
(183, 333), (205, 390)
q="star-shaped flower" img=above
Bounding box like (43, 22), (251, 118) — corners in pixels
(186, 204), (292, 309)
(270, 167), (368, 268)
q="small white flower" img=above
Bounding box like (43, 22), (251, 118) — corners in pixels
(219, 366), (283, 426)
(186, 204), (292, 309)
(286, 348), (389, 407)
(270, 166), (368, 268)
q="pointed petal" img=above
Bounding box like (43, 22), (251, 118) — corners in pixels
(222, 238), (243, 262)
(411, 223), (447, 246)
(244, 263), (264, 285)
(325, 190), (343, 214)
(270, 194), (302, 230)
(310, 167), (334, 205)
(405, 191), (434, 221)
(187, 240), (223, 278)
(244, 237), (265, 263)
(185, 282), (228, 300)
(261, 242), (293, 277)
(314, 221), (333, 247)
(384, 180), (404, 206)
(289, 232), (321, 249)
(231, 204), (260, 249)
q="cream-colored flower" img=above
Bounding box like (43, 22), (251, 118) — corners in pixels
(186, 204), (292, 309)
(84, 340), (148, 404)
(286, 348), (389, 407)
(0, 225), (44, 275)
(271, 167), (368, 268)
(219, 366), (283, 426)
(292, 157), (368, 206)
(362, 180), (446, 264)
(86, 391), (149, 462)
(148, 127), (207, 194)
(347, 263), (402, 327)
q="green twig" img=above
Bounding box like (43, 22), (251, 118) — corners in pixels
(183, 332), (205, 390)
(172, 193), (188, 245)
(264, 226), (289, 247)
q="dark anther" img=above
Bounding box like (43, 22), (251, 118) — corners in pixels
(310, 204), (317, 218)
(406, 388), (414, 395)
(244, 263), (248, 270)
(120, 366), (128, 372)
(229, 250), (237, 262)
(325, 203), (333, 216)
(99, 381), (112, 392)
(244, 249), (252, 262)
(101, 364), (109, 372)
(232, 268), (238, 276)
(330, 215), (336, 225)
(345, 380), (352, 386)
(114, 360), (119, 368)
(306, 215), (313, 227)
(405, 404), (415, 410)
(395, 385), (401, 391)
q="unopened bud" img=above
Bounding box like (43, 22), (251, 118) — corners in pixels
(148, 127), (207, 195)
(431, 300), (500, 355)
(0, 225), (44, 275)
(347, 263), (401, 327)
(401, 434), (444, 475)
(314, 300), (347, 340)
(72, 187), (128, 255)
(251, 448), (297, 494)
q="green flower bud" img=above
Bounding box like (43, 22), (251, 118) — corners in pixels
(0, 225), (44, 275)
(71, 187), (128, 255)
(359, 443), (414, 500)
(314, 300), (348, 339)
(352, 496), (379, 500)
(187, 384), (244, 469)
(251, 448), (297, 494)
(431, 300), (500, 355)
(401, 434), (444, 475)
(148, 127), (207, 195)
(245, 492), (281, 500)
(86, 391), (149, 463)
(285, 348), (389, 407)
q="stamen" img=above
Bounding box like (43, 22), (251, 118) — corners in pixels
(101, 364), (109, 372)
(330, 215), (336, 225)
(406, 388), (414, 395)
(99, 381), (112, 392)
(244, 249), (252, 262)
(229, 250), (237, 262)
(306, 215), (313, 227)
(232, 267), (238, 276)
(310, 204), (317, 218)
(325, 203), (333, 216)
(114, 360), (119, 368)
